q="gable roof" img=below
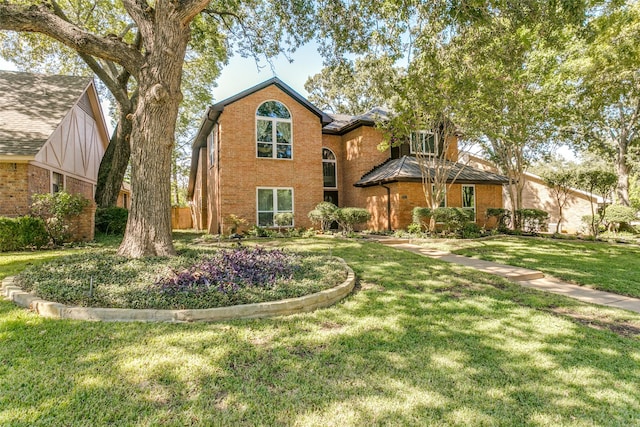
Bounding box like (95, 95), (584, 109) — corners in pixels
(323, 107), (391, 135)
(355, 155), (510, 187)
(0, 71), (94, 157)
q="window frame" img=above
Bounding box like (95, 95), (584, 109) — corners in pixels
(256, 100), (293, 160)
(462, 184), (476, 221)
(52, 171), (64, 194)
(322, 147), (338, 189)
(208, 129), (216, 168)
(256, 187), (294, 227)
(409, 130), (438, 155)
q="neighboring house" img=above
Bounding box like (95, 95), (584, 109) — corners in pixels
(467, 155), (602, 233)
(188, 78), (509, 234)
(0, 70), (111, 241)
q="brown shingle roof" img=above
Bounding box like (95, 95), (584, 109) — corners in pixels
(355, 156), (509, 187)
(0, 70), (92, 157)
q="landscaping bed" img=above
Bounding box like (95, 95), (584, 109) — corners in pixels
(15, 245), (347, 310)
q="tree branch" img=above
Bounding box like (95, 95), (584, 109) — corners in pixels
(177, 0), (211, 25)
(0, 3), (143, 75)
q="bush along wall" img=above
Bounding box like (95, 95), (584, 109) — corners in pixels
(515, 209), (549, 234)
(95, 207), (129, 235)
(0, 216), (49, 251)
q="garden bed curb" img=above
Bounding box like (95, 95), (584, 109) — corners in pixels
(1, 258), (356, 322)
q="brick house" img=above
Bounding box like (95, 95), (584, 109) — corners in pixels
(188, 78), (509, 234)
(0, 71), (112, 241)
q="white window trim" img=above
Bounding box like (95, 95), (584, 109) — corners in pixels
(431, 184), (446, 208)
(51, 171), (64, 194)
(322, 147), (338, 189)
(256, 100), (293, 160)
(256, 187), (295, 227)
(409, 130), (439, 155)
(462, 184), (476, 221)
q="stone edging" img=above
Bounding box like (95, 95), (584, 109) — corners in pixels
(0, 258), (355, 322)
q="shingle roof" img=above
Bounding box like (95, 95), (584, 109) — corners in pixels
(355, 155), (510, 187)
(0, 71), (92, 156)
(323, 107), (391, 134)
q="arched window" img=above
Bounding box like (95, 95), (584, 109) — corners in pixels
(322, 148), (337, 188)
(256, 101), (292, 159)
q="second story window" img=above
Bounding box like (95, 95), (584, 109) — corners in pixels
(256, 101), (292, 159)
(322, 148), (337, 188)
(410, 130), (439, 156)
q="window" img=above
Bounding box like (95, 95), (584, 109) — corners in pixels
(208, 130), (216, 167)
(256, 101), (292, 159)
(410, 131), (437, 155)
(257, 188), (293, 227)
(462, 185), (476, 221)
(431, 184), (446, 208)
(52, 172), (64, 193)
(322, 148), (337, 188)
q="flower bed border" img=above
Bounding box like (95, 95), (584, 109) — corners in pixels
(1, 258), (355, 322)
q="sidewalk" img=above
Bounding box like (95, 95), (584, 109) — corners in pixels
(375, 239), (640, 314)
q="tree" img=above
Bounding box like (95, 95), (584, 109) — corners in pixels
(4, 0), (396, 257)
(567, 1), (640, 207)
(542, 170), (577, 233)
(576, 169), (617, 237)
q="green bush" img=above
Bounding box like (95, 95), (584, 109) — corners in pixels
(406, 222), (422, 234)
(95, 207), (128, 235)
(461, 222), (482, 238)
(0, 216), (49, 251)
(486, 208), (511, 231)
(412, 207), (432, 230)
(515, 209), (549, 233)
(30, 191), (89, 245)
(604, 204), (638, 233)
(274, 212), (294, 228)
(432, 207), (473, 235)
(308, 202), (338, 231)
(333, 207), (371, 233)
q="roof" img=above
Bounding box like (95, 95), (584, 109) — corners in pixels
(323, 107), (391, 135)
(0, 70), (93, 157)
(355, 155), (510, 187)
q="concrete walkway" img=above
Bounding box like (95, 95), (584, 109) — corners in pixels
(375, 239), (640, 314)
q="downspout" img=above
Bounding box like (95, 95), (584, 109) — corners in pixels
(379, 183), (392, 231)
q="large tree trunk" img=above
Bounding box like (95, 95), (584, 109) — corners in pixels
(117, 10), (190, 258)
(616, 138), (630, 206)
(94, 107), (133, 208)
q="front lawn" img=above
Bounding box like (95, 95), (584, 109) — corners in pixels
(1, 236), (640, 425)
(433, 236), (640, 298)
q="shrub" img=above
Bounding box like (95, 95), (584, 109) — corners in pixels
(515, 209), (549, 233)
(333, 207), (371, 233)
(308, 202), (338, 231)
(406, 223), (422, 234)
(604, 204), (638, 233)
(225, 214), (248, 234)
(486, 208), (511, 231)
(30, 191), (89, 245)
(0, 216), (49, 251)
(412, 207), (432, 230)
(461, 222), (482, 238)
(95, 207), (128, 235)
(431, 207), (473, 235)
(274, 212), (294, 228)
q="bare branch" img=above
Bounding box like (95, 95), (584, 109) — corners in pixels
(0, 3), (143, 75)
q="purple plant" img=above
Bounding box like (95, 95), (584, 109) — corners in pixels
(153, 247), (299, 295)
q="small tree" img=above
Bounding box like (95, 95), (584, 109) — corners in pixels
(308, 202), (338, 232)
(542, 170), (577, 233)
(274, 213), (294, 230)
(225, 214), (248, 235)
(577, 170), (617, 237)
(604, 205), (637, 234)
(333, 207), (371, 234)
(30, 191), (89, 245)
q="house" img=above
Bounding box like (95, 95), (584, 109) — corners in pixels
(0, 70), (111, 241)
(188, 78), (509, 234)
(467, 155), (602, 233)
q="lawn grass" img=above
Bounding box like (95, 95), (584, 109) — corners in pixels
(1, 236), (640, 425)
(429, 236), (640, 298)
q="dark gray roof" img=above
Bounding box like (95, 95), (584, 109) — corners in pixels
(0, 70), (93, 156)
(323, 107), (391, 135)
(355, 155), (509, 187)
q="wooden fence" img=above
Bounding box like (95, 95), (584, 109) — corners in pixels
(171, 207), (193, 230)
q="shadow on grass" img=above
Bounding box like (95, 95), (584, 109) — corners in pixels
(1, 239), (639, 426)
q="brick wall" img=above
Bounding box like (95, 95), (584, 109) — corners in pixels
(27, 164), (50, 200)
(65, 176), (96, 241)
(321, 134), (344, 204)
(216, 85), (324, 232)
(0, 162), (30, 216)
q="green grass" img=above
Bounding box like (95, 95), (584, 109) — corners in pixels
(1, 236), (640, 425)
(432, 236), (640, 298)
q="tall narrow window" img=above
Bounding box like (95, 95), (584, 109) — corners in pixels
(208, 130), (216, 167)
(256, 101), (292, 159)
(322, 148), (337, 188)
(52, 172), (64, 193)
(462, 185), (476, 221)
(257, 188), (294, 227)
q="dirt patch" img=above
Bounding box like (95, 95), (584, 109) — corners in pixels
(549, 307), (640, 338)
